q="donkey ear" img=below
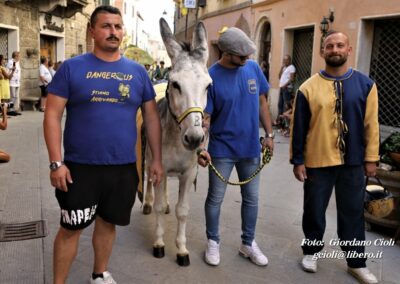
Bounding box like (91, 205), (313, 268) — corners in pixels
(160, 18), (182, 64)
(191, 21), (208, 65)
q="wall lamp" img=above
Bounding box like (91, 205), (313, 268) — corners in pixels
(320, 8), (335, 36)
(320, 8), (334, 51)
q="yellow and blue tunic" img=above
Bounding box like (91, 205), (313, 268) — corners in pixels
(290, 68), (379, 168)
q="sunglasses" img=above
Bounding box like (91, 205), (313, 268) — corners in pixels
(231, 54), (248, 61)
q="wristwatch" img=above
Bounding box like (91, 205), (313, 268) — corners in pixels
(49, 161), (64, 171)
(266, 132), (275, 139)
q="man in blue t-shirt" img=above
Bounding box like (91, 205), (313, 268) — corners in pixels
(197, 27), (274, 267)
(43, 6), (163, 284)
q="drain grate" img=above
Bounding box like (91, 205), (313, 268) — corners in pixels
(0, 220), (48, 242)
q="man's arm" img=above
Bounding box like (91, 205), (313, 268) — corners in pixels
(197, 112), (211, 167)
(142, 99), (163, 186)
(259, 94), (274, 152)
(43, 94), (72, 192)
(290, 90), (311, 182)
(363, 83), (380, 176)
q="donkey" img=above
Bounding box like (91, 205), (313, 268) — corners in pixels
(142, 18), (211, 266)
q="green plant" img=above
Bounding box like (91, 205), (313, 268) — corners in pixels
(382, 132), (400, 153)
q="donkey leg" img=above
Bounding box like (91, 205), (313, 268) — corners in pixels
(153, 178), (167, 258)
(143, 178), (153, 215)
(163, 181), (170, 214)
(175, 174), (194, 266)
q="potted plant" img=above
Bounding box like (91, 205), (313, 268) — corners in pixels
(382, 132), (400, 168)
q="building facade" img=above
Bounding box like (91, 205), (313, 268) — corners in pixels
(0, 0), (95, 99)
(174, 0), (400, 133)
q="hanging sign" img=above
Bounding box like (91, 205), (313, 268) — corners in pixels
(184, 0), (196, 9)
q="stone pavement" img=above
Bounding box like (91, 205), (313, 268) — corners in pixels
(0, 111), (399, 284)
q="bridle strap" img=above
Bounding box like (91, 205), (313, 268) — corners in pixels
(176, 107), (204, 124)
(165, 81), (204, 125)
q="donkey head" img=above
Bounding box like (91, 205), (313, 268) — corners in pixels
(160, 18), (212, 151)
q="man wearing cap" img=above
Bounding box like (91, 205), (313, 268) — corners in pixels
(197, 27), (274, 267)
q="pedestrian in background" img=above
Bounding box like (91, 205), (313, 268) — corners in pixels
(290, 30), (379, 284)
(275, 55), (295, 125)
(43, 5), (163, 284)
(6, 51), (21, 113)
(39, 57), (52, 112)
(0, 54), (14, 103)
(48, 60), (56, 77)
(197, 27), (274, 267)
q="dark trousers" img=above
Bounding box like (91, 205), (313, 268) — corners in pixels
(302, 165), (366, 268)
(277, 87), (292, 116)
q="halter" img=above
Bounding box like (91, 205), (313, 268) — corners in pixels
(165, 82), (204, 125)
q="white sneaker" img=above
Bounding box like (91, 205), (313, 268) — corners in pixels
(301, 255), (317, 273)
(205, 239), (220, 266)
(90, 271), (117, 284)
(239, 241), (268, 266)
(347, 267), (378, 284)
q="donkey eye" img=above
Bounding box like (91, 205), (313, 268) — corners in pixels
(171, 81), (181, 91)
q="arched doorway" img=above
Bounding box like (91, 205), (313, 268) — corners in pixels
(259, 21), (271, 81)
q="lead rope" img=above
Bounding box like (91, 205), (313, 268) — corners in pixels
(198, 139), (272, 186)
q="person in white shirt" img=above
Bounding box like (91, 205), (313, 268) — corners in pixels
(39, 57), (52, 112)
(49, 60), (56, 77)
(275, 55), (295, 125)
(6, 51), (21, 113)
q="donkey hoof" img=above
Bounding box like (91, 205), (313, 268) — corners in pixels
(177, 254), (190, 266)
(153, 246), (165, 258)
(143, 204), (152, 215)
(165, 205), (170, 214)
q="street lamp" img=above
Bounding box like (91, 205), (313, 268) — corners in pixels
(319, 8), (335, 52)
(320, 17), (329, 35)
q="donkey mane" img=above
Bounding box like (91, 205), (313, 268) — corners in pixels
(157, 97), (168, 120)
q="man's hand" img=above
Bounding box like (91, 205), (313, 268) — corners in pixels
(50, 165), (73, 192)
(293, 164), (307, 182)
(197, 149), (211, 167)
(262, 137), (274, 153)
(364, 162), (377, 177)
(148, 160), (164, 187)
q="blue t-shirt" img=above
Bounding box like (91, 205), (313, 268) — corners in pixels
(47, 53), (155, 165)
(206, 60), (269, 158)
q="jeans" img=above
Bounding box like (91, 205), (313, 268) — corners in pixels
(205, 157), (260, 246)
(277, 87), (292, 116)
(302, 165), (366, 268)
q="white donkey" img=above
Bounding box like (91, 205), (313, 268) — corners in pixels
(142, 18), (211, 266)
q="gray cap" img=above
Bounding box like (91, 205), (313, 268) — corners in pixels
(217, 27), (256, 56)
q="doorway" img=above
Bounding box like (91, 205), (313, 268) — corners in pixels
(259, 22), (271, 81)
(40, 35), (57, 62)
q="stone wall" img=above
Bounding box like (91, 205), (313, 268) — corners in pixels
(0, 4), (41, 97)
(0, 1), (96, 99)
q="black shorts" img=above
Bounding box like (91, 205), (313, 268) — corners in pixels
(55, 161), (138, 230)
(40, 85), (48, 97)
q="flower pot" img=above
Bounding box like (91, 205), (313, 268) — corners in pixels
(389, 152), (400, 168)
